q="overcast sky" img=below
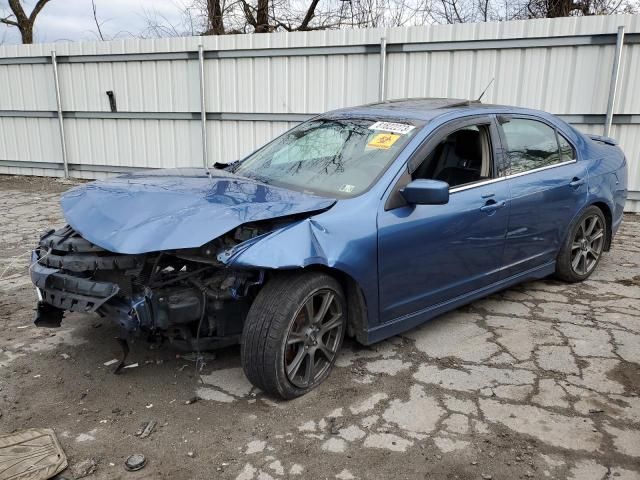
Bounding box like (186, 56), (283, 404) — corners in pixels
(0, 0), (185, 44)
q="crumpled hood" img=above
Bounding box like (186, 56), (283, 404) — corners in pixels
(61, 168), (336, 254)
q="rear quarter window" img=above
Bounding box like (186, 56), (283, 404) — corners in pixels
(558, 133), (576, 162)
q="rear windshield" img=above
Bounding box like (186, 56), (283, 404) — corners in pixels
(231, 117), (424, 198)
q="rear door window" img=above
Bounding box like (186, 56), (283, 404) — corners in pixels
(501, 119), (563, 175)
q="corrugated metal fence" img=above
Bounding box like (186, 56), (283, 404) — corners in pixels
(0, 15), (639, 211)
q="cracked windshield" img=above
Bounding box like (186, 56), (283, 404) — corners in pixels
(232, 118), (424, 197)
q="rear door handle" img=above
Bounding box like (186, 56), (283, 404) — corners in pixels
(570, 177), (586, 188)
(480, 200), (506, 213)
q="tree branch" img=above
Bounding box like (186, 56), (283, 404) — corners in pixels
(298, 0), (321, 30)
(28, 0), (52, 22)
(255, 0), (269, 31)
(91, 0), (105, 41)
(0, 16), (19, 27)
(206, 0), (225, 35)
(240, 0), (257, 27)
(450, 0), (464, 22)
(4, 0), (53, 43)
(7, 0), (27, 24)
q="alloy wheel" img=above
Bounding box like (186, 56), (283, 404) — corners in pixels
(571, 214), (605, 276)
(284, 288), (344, 389)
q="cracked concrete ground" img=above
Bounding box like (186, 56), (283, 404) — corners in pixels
(1, 175), (639, 480)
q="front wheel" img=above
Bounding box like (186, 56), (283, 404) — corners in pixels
(555, 206), (607, 283)
(241, 272), (346, 399)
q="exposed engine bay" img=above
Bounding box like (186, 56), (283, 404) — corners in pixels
(30, 223), (276, 355)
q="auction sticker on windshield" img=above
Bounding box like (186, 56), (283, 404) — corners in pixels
(369, 121), (416, 135)
(368, 133), (400, 149)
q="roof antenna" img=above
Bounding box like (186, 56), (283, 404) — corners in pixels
(476, 78), (494, 102)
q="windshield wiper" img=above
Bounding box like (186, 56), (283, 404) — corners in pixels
(213, 160), (241, 172)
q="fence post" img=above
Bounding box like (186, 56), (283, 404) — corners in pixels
(378, 37), (387, 102)
(51, 50), (69, 178)
(198, 44), (209, 169)
(604, 25), (625, 138)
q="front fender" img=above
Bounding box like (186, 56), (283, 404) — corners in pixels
(217, 216), (380, 328)
(218, 218), (332, 269)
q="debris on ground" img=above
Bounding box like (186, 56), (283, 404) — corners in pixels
(69, 458), (98, 479)
(135, 420), (157, 439)
(329, 417), (344, 435)
(0, 428), (68, 480)
(124, 453), (147, 472)
(103, 359), (118, 366)
(178, 352), (216, 363)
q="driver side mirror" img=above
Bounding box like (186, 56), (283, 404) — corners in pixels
(400, 179), (450, 205)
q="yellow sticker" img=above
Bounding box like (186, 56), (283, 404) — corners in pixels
(367, 133), (400, 149)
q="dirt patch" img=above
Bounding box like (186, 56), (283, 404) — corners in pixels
(0, 174), (84, 194)
(616, 275), (640, 287)
(608, 361), (640, 395)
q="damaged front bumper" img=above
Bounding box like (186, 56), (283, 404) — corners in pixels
(30, 226), (264, 351)
(31, 251), (120, 326)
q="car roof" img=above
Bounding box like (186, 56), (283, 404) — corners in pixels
(324, 97), (543, 123)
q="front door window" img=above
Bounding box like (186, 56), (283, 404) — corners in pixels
(411, 125), (493, 188)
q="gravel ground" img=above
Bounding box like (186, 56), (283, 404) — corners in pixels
(1, 175), (639, 480)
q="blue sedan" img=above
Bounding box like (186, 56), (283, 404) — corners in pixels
(31, 98), (628, 398)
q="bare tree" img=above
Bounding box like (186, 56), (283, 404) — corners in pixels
(524, 0), (636, 17)
(1, 0), (638, 45)
(0, 0), (52, 44)
(431, 0), (638, 22)
(139, 0), (638, 39)
(86, 0), (139, 41)
(143, 0), (437, 37)
(141, 1), (203, 38)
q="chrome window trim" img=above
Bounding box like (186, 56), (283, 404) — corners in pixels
(449, 159), (577, 194)
(506, 159), (577, 180)
(449, 176), (506, 193)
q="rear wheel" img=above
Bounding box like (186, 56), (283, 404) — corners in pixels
(556, 206), (607, 282)
(241, 272), (346, 399)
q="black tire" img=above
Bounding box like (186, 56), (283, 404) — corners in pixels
(555, 205), (607, 283)
(241, 271), (346, 399)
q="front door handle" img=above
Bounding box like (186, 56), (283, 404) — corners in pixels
(480, 200), (506, 213)
(570, 177), (586, 188)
